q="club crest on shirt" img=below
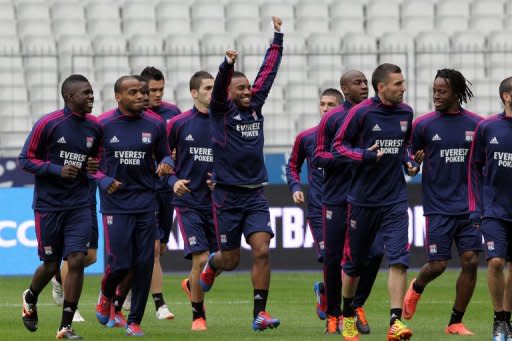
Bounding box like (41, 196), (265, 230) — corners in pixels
(429, 244), (437, 254)
(350, 219), (357, 229)
(86, 136), (94, 148)
(44, 246), (53, 255)
(465, 131), (474, 142)
(142, 132), (151, 144)
(106, 215), (113, 225)
(251, 111), (258, 120)
(400, 121), (408, 132)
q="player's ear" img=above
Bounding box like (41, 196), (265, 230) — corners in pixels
(115, 91), (121, 103)
(190, 89), (199, 99)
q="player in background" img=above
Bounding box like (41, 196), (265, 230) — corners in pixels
(285, 88), (341, 322)
(314, 71), (384, 335)
(19, 74), (102, 339)
(140, 67), (180, 320)
(168, 70), (217, 331)
(94, 76), (173, 336)
(403, 69), (482, 336)
(468, 76), (512, 341)
(199, 16), (283, 331)
(331, 63), (418, 341)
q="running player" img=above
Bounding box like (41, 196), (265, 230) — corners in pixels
(19, 74), (102, 339)
(94, 76), (173, 336)
(403, 69), (482, 336)
(199, 16), (283, 331)
(286, 88), (342, 323)
(140, 67), (180, 320)
(332, 63), (418, 341)
(314, 70), (384, 335)
(469, 76), (512, 340)
(168, 70), (217, 331)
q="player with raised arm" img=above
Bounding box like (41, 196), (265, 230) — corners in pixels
(468, 76), (512, 341)
(199, 16), (283, 331)
(403, 69), (482, 336)
(313, 71), (384, 335)
(168, 70), (217, 331)
(331, 64), (418, 341)
(94, 76), (173, 336)
(19, 74), (102, 339)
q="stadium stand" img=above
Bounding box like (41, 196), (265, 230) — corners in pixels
(0, 0), (512, 156)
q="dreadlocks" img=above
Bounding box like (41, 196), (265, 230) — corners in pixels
(434, 69), (473, 105)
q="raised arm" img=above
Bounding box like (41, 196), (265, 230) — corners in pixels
(468, 122), (485, 225)
(210, 50), (237, 115)
(250, 16), (283, 111)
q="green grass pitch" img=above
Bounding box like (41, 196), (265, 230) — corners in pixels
(0, 270), (492, 340)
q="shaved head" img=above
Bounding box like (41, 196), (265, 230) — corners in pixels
(340, 70), (366, 87)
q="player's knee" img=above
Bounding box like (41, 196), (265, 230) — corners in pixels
(222, 254), (240, 270)
(488, 257), (505, 272)
(251, 243), (270, 260)
(66, 253), (85, 271)
(461, 252), (478, 271)
(430, 260), (448, 274)
(43, 261), (60, 275)
(85, 254), (97, 267)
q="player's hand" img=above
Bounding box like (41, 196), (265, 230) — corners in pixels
(368, 143), (384, 161)
(174, 179), (191, 196)
(107, 179), (122, 194)
(225, 49), (238, 64)
(86, 157), (99, 174)
(159, 243), (167, 254)
(61, 165), (80, 179)
(292, 191), (304, 204)
(156, 162), (173, 177)
(171, 148), (176, 161)
(272, 16), (283, 32)
(206, 172), (216, 191)
(405, 161), (419, 176)
(414, 150), (425, 165)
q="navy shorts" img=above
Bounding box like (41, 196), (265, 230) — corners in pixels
(425, 214), (482, 261)
(176, 207), (218, 259)
(343, 202), (410, 276)
(155, 191), (174, 244)
(34, 207), (91, 261)
(480, 218), (512, 261)
(102, 212), (156, 272)
(308, 215), (324, 262)
(212, 185), (274, 251)
(323, 204), (348, 266)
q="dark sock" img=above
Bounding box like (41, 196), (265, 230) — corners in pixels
(412, 280), (424, 294)
(495, 310), (507, 322)
(390, 308), (402, 325)
(55, 272), (62, 284)
(104, 271), (127, 298)
(192, 301), (205, 320)
(506, 311), (511, 324)
(253, 289), (268, 318)
(60, 300), (77, 329)
(153, 293), (165, 310)
(113, 293), (127, 313)
(343, 296), (355, 317)
(448, 307), (464, 325)
(25, 286), (39, 304)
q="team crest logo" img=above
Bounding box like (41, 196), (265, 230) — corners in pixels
(142, 132), (151, 144)
(400, 121), (408, 132)
(325, 210), (333, 220)
(465, 131), (474, 142)
(251, 111), (258, 120)
(86, 136), (94, 148)
(429, 244), (437, 254)
(319, 241), (325, 250)
(106, 215), (113, 225)
(220, 234), (227, 244)
(188, 236), (197, 246)
(44, 246), (53, 255)
(350, 219), (357, 229)
(487, 241), (495, 251)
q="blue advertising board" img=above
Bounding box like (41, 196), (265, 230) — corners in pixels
(0, 188), (104, 276)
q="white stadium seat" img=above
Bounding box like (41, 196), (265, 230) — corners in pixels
(156, 2), (189, 21)
(122, 1), (156, 21)
(51, 2), (85, 21)
(88, 19), (122, 37)
(437, 0), (470, 17)
(17, 19), (53, 38)
(53, 19), (87, 39)
(470, 0), (505, 17)
(0, 3), (16, 20)
(226, 2), (259, 19)
(123, 19), (157, 38)
(165, 34), (201, 86)
(16, 3), (51, 20)
(128, 35), (165, 72)
(450, 31), (486, 80)
(341, 33), (377, 77)
(470, 16), (503, 33)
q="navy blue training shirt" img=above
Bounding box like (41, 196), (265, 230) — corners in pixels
(412, 109), (482, 216)
(18, 106), (102, 211)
